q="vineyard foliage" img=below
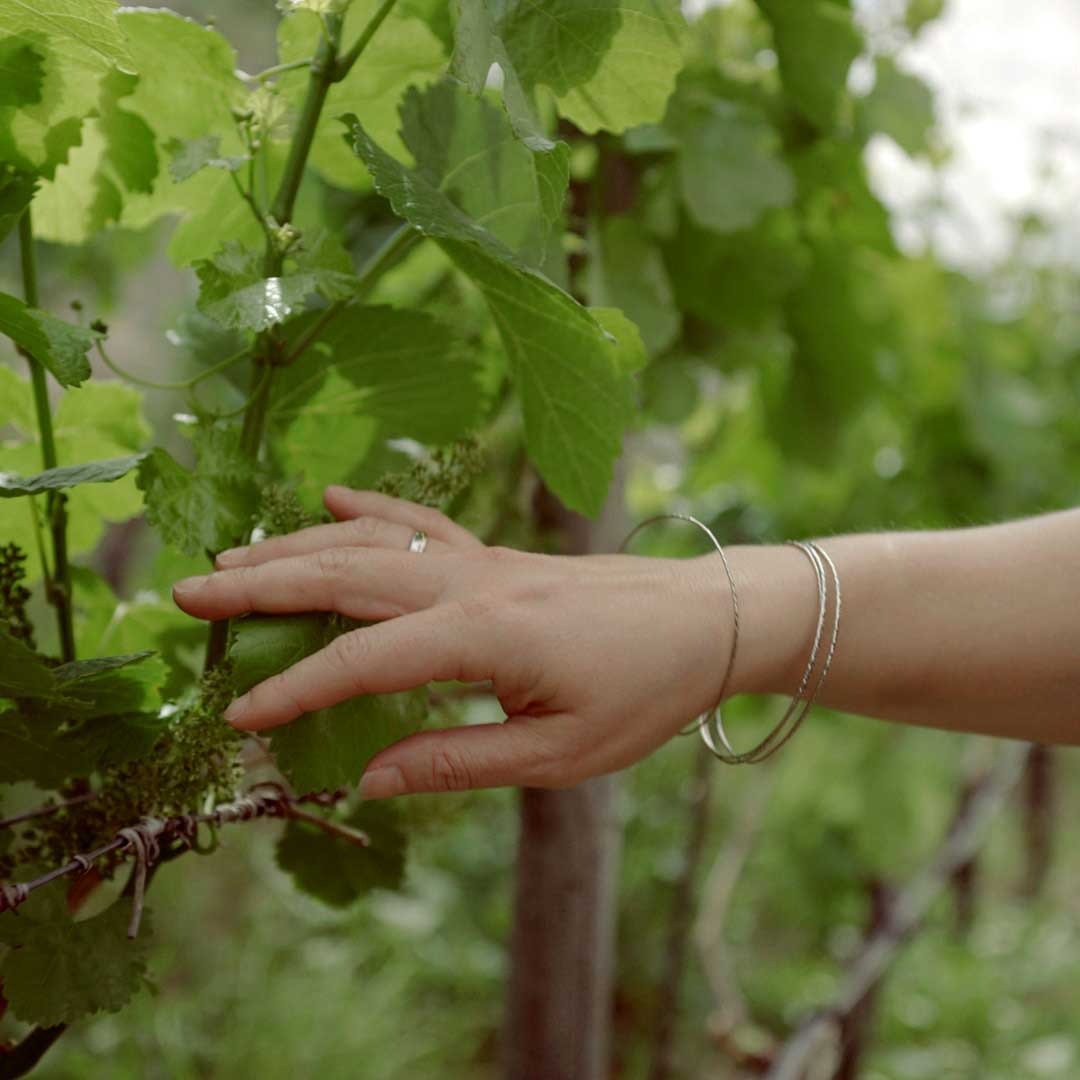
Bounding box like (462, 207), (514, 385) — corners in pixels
(2, 0), (1079, 1073)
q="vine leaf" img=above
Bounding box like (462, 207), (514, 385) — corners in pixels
(0, 163), (38, 244)
(194, 237), (359, 332)
(0, 454), (146, 498)
(857, 57), (936, 158)
(0, 628), (54, 698)
(137, 422), (260, 556)
(0, 881), (151, 1027)
(0, 291), (100, 387)
(229, 615), (427, 794)
(398, 78), (569, 268)
(345, 118), (639, 516)
(453, 0), (686, 136)
(669, 99), (795, 235)
(754, 0), (862, 131)
(275, 802), (407, 907)
(276, 3), (446, 189)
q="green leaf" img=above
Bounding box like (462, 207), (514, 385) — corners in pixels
(165, 134), (247, 182)
(0, 291), (99, 387)
(755, 0), (862, 131)
(194, 239), (358, 332)
(399, 79), (568, 266)
(276, 3), (446, 189)
(137, 422), (260, 556)
(275, 802), (407, 907)
(858, 56), (935, 157)
(671, 98), (794, 234)
(51, 651), (165, 718)
(0, 628), (54, 698)
(0, 454), (145, 498)
(0, 881), (150, 1026)
(229, 614), (426, 793)
(0, 0), (133, 178)
(65, 710), (169, 768)
(905, 0), (946, 34)
(586, 216), (679, 354)
(456, 0), (686, 136)
(0, 34), (44, 107)
(0, 709), (88, 786)
(345, 119), (637, 516)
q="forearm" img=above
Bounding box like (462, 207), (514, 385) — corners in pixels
(711, 509), (1080, 744)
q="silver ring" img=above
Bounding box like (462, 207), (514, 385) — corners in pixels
(408, 529), (428, 553)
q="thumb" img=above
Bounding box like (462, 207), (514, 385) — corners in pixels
(358, 715), (578, 798)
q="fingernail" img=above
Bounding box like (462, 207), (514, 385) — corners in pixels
(359, 765), (406, 800)
(173, 575), (209, 597)
(216, 546), (248, 567)
(224, 695), (251, 727)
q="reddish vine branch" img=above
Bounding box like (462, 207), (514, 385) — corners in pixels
(763, 742), (1031, 1080)
(0, 785), (351, 934)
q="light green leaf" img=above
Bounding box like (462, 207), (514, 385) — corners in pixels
(166, 134), (247, 182)
(0, 0), (133, 177)
(137, 422), (260, 556)
(275, 802), (407, 906)
(276, 3), (445, 189)
(587, 217), (679, 354)
(673, 99), (794, 234)
(399, 79), (568, 266)
(51, 651), (165, 717)
(0, 881), (150, 1026)
(0, 454), (145, 498)
(345, 118), (637, 515)
(858, 56), (935, 157)
(755, 0), (862, 131)
(0, 291), (99, 387)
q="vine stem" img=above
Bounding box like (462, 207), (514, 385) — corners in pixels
(95, 340), (251, 392)
(18, 209), (75, 663)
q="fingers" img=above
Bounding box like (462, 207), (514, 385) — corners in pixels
(173, 547), (448, 622)
(323, 486), (482, 549)
(215, 516), (451, 569)
(224, 602), (497, 731)
(357, 714), (583, 798)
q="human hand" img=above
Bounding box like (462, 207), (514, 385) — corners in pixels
(172, 486), (734, 799)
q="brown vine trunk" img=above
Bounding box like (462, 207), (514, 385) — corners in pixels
(502, 468), (627, 1080)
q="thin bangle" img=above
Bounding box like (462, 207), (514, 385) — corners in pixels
(618, 513), (740, 739)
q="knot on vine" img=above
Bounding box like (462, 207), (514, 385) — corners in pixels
(117, 817), (167, 940)
(0, 881), (29, 914)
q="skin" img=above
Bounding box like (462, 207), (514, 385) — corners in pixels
(172, 490), (1080, 799)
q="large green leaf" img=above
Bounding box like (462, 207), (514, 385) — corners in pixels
(0, 881), (150, 1026)
(858, 56), (935, 158)
(275, 802), (407, 906)
(0, 291), (99, 387)
(755, 0), (862, 131)
(0, 627), (54, 698)
(456, 0), (686, 136)
(345, 118), (638, 516)
(399, 79), (568, 267)
(276, 3), (445, 189)
(0, 0), (133, 178)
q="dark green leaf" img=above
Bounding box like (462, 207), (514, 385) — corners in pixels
(0, 881), (150, 1026)
(0, 35), (44, 107)
(0, 291), (100, 387)
(0, 454), (145, 498)
(275, 802), (407, 907)
(137, 423), (260, 556)
(345, 118), (637, 516)
(51, 651), (165, 717)
(0, 629), (54, 698)
(0, 163), (37, 243)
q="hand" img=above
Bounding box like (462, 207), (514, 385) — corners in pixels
(172, 486), (733, 798)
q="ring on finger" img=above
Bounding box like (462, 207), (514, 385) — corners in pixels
(408, 529), (429, 554)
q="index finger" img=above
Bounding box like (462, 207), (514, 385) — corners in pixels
(224, 601), (496, 731)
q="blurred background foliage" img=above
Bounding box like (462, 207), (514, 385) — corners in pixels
(2, 0), (1079, 1077)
